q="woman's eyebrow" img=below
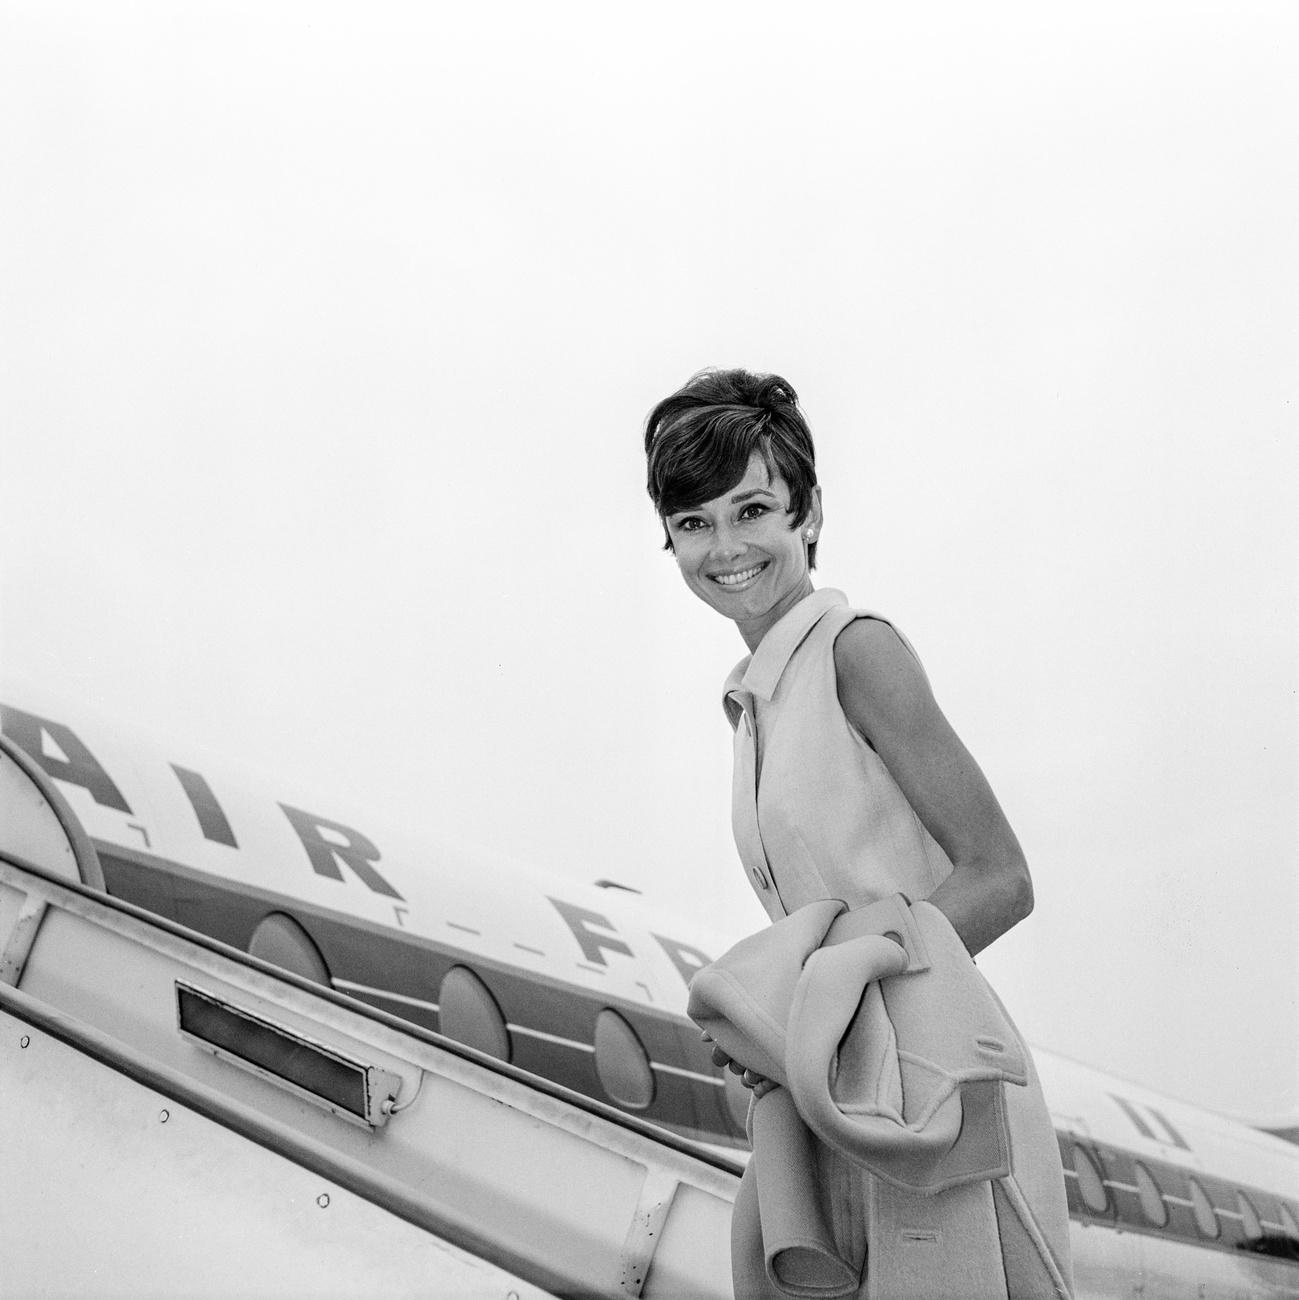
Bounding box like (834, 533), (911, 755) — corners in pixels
(667, 487), (778, 520)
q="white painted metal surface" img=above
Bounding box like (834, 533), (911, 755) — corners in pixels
(2, 1011), (556, 1299)
(0, 855), (739, 1298)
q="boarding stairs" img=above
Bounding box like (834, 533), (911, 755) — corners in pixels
(0, 735), (739, 1298)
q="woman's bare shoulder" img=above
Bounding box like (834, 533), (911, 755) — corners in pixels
(831, 615), (931, 710)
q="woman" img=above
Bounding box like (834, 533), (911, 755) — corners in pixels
(644, 368), (1073, 1298)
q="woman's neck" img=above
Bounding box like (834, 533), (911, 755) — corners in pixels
(735, 578), (816, 653)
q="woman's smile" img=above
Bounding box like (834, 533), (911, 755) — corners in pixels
(664, 452), (822, 648)
(710, 561), (769, 589)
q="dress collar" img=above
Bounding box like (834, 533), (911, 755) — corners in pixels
(723, 588), (848, 704)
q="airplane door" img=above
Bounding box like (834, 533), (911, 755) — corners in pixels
(0, 732), (105, 890)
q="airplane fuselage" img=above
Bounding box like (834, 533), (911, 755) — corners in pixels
(2, 693), (1296, 1297)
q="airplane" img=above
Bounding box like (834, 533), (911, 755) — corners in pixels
(1, 686), (1296, 1298)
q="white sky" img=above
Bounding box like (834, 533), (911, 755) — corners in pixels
(1, 1), (1295, 1118)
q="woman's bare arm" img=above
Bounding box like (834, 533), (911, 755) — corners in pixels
(833, 618), (1033, 956)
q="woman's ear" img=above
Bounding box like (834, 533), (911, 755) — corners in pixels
(808, 484), (824, 538)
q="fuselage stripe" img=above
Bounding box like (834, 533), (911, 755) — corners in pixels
(1106, 1181), (1248, 1222)
(651, 1061), (727, 1087)
(337, 978), (724, 1081)
(324, 981), (724, 1084)
(506, 1023), (595, 1053)
(333, 979), (440, 1013)
(75, 834), (1299, 1271)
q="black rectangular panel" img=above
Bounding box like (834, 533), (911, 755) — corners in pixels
(177, 983), (367, 1118)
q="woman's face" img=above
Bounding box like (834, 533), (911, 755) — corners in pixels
(664, 452), (822, 646)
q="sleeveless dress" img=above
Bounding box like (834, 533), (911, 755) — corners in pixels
(722, 588), (1073, 1298)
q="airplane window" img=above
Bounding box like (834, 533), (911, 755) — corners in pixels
(1133, 1162), (1168, 1227)
(1235, 1191), (1262, 1243)
(248, 912), (330, 985)
(593, 1008), (654, 1110)
(1188, 1178), (1219, 1239)
(1072, 1145), (1109, 1214)
(437, 966), (511, 1062)
(1280, 1203), (1299, 1243)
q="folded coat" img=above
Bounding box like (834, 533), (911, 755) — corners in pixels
(688, 894), (1073, 1300)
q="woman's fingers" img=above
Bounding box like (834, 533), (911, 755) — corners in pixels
(705, 1038), (775, 1094)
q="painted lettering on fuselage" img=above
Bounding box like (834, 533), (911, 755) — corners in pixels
(652, 934), (713, 986)
(545, 899), (712, 988)
(278, 804), (403, 900)
(171, 763), (238, 848)
(0, 704), (405, 899)
(2, 701), (713, 989)
(1109, 1092), (1193, 1150)
(1, 705), (133, 813)
(547, 897), (634, 965)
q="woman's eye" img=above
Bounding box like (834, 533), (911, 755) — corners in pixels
(739, 503), (768, 521)
(675, 517), (705, 533)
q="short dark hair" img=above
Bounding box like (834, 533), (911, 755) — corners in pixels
(644, 368), (819, 567)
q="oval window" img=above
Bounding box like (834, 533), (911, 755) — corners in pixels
(1188, 1178), (1219, 1239)
(248, 912), (330, 985)
(1236, 1192), (1262, 1243)
(1133, 1162), (1167, 1227)
(593, 1008), (654, 1110)
(1072, 1144), (1109, 1214)
(438, 966), (511, 1062)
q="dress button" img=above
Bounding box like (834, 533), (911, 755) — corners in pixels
(750, 865), (770, 890)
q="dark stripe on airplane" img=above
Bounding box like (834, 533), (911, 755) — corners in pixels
(93, 842), (744, 1146)
(91, 838), (1299, 1268)
(1060, 1134), (1299, 1266)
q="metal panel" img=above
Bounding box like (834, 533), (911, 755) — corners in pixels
(0, 855), (738, 1298)
(1, 1009), (557, 1299)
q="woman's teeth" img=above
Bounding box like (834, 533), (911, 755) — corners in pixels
(712, 564), (765, 587)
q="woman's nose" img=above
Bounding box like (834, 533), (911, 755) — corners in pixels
(710, 523), (744, 560)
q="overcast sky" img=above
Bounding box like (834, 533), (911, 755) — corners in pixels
(2, 1), (1295, 1119)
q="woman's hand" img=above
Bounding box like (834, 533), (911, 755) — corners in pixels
(701, 1031), (777, 1098)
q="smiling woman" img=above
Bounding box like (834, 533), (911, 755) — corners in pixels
(645, 371), (822, 651)
(665, 455), (822, 648)
(642, 369), (1075, 1299)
